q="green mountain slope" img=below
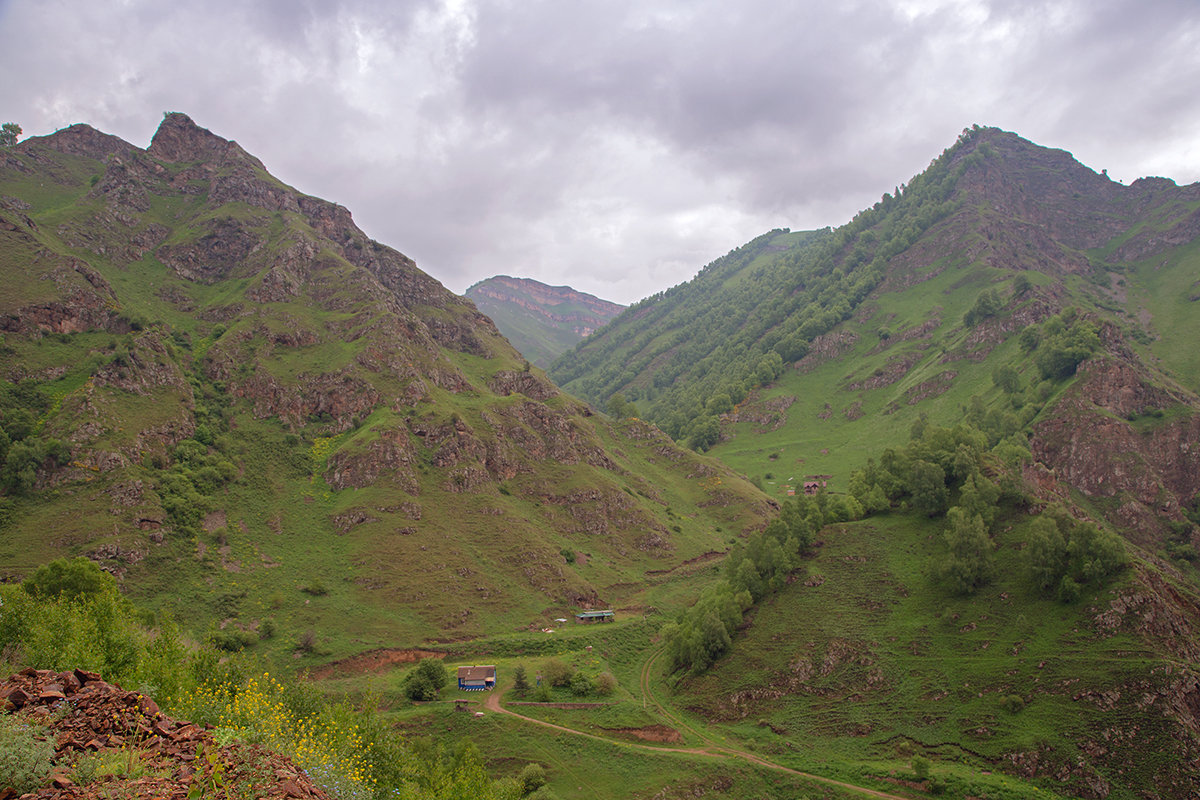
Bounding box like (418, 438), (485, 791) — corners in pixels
(548, 126), (1200, 798)
(464, 275), (624, 368)
(552, 126), (1200, 552)
(0, 114), (774, 657)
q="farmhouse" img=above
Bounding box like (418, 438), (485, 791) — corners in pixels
(574, 610), (615, 624)
(803, 475), (831, 495)
(457, 665), (496, 691)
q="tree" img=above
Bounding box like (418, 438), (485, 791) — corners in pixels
(23, 557), (114, 601)
(403, 658), (449, 700)
(1025, 516), (1067, 590)
(937, 507), (994, 595)
(992, 364), (1020, 394)
(512, 664), (530, 697)
(909, 459), (949, 517)
(0, 123), (20, 147)
(541, 658), (573, 688)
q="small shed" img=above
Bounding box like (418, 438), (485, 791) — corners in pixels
(574, 610), (615, 624)
(457, 665), (496, 691)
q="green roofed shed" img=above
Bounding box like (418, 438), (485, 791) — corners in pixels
(574, 610), (614, 623)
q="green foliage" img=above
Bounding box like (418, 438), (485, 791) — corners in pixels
(512, 664), (530, 697)
(518, 762), (547, 796)
(1028, 312), (1102, 380)
(22, 556), (115, 601)
(936, 507), (994, 595)
(991, 364), (1020, 394)
(662, 581), (749, 674)
(541, 658), (574, 688)
(0, 584), (146, 685)
(0, 123), (19, 147)
(605, 392), (637, 420)
(1001, 694), (1026, 713)
(568, 670), (594, 697)
(1024, 507), (1127, 601)
(593, 671), (617, 696)
(963, 288), (1004, 327)
(909, 459), (949, 516)
(0, 711), (54, 794)
(912, 756), (931, 781)
(849, 420), (1027, 519)
(403, 658), (449, 701)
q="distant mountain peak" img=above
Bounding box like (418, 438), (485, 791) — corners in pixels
(465, 276), (625, 368)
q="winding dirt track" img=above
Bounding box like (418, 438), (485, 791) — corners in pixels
(482, 648), (915, 800)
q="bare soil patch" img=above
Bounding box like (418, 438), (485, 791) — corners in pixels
(310, 648), (444, 680)
(603, 724), (683, 743)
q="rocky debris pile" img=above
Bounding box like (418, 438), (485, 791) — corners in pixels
(0, 668), (330, 800)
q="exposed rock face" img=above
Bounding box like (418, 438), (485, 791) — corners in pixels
(466, 275), (624, 334)
(1032, 354), (1200, 547)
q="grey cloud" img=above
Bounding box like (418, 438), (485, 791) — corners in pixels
(1, 0), (1198, 305)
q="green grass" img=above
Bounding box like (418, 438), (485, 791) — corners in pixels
(672, 511), (1171, 799)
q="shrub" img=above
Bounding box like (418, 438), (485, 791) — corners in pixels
(594, 672), (617, 696)
(568, 671), (593, 697)
(22, 557), (113, 601)
(541, 658), (574, 688)
(1001, 694), (1025, 713)
(300, 579), (328, 597)
(403, 659), (448, 701)
(912, 756), (931, 781)
(0, 712), (54, 794)
(519, 763), (547, 795)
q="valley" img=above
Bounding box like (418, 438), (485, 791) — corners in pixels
(1, 115), (1198, 800)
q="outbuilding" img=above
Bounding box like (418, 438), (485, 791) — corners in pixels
(457, 665), (496, 691)
(574, 610), (615, 624)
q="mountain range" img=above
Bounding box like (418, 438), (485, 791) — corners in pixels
(3, 116), (1200, 799)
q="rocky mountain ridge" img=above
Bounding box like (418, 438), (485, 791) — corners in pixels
(0, 113), (772, 648)
(553, 126), (1200, 553)
(465, 275), (624, 368)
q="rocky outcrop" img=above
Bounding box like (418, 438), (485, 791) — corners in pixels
(1031, 355), (1200, 547)
(0, 667), (331, 800)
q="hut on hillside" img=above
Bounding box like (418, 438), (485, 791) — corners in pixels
(574, 610), (615, 624)
(457, 665), (496, 691)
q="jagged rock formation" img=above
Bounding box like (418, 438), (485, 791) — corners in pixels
(465, 275), (624, 368)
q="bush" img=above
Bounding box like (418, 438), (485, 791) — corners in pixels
(594, 672), (617, 696)
(1001, 694), (1025, 713)
(519, 763), (547, 795)
(0, 712), (54, 794)
(912, 756), (931, 781)
(568, 671), (593, 697)
(22, 557), (114, 601)
(541, 658), (574, 688)
(403, 659), (449, 701)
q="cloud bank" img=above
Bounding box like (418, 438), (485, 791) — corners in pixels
(3, 0), (1199, 303)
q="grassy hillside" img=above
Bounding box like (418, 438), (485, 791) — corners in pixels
(0, 115), (774, 662)
(670, 508), (1198, 799)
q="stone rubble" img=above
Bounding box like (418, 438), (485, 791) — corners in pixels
(0, 668), (330, 800)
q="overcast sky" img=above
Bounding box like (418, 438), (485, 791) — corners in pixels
(3, 0), (1199, 305)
